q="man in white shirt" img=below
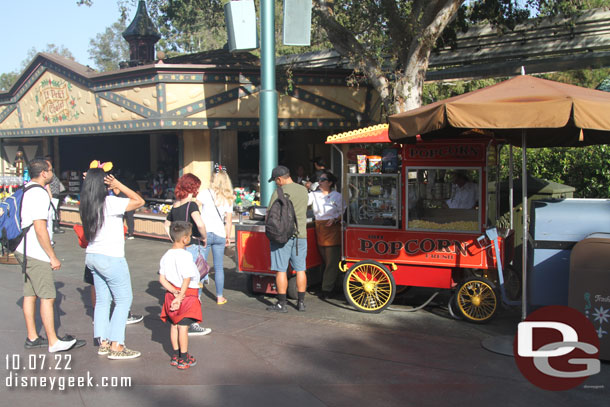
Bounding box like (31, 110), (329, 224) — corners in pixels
(445, 172), (478, 209)
(15, 158), (84, 353)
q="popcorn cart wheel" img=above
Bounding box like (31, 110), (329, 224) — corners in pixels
(452, 276), (498, 323)
(342, 260), (396, 313)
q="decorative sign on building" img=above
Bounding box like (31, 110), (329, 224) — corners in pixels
(68, 171), (81, 194)
(35, 78), (79, 123)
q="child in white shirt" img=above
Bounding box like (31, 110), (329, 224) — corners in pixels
(159, 221), (203, 369)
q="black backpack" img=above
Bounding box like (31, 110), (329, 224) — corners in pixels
(265, 186), (298, 245)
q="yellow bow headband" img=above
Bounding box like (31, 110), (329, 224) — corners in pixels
(89, 160), (113, 172)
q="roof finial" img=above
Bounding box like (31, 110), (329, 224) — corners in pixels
(122, 1), (161, 67)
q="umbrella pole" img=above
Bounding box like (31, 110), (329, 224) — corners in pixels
(521, 130), (528, 321)
(481, 131), (529, 356)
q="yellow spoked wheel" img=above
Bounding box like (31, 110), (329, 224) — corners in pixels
(343, 260), (395, 313)
(455, 277), (498, 323)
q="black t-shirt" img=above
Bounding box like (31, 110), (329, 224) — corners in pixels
(166, 201), (202, 238)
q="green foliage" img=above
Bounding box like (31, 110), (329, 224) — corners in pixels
(88, 18), (130, 72)
(500, 145), (610, 198)
(0, 72), (18, 92)
(423, 77), (506, 104)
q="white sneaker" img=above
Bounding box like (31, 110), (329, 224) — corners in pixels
(48, 338), (77, 353)
(188, 323), (212, 336)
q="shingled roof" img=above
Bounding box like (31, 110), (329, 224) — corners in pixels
(163, 49), (260, 68)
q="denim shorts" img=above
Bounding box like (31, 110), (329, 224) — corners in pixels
(270, 237), (307, 272)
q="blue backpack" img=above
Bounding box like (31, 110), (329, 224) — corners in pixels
(0, 184), (45, 253)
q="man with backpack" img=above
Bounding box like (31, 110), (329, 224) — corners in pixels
(265, 165), (309, 313)
(14, 158), (84, 353)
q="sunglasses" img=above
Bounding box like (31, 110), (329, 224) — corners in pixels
(319, 178), (329, 182)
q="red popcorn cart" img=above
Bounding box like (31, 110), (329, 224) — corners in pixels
(327, 125), (517, 323)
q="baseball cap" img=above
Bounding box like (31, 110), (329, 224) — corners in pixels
(268, 165), (290, 182)
(311, 156), (326, 167)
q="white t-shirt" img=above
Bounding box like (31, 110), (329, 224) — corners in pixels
(308, 190), (345, 221)
(15, 182), (52, 262)
(197, 189), (232, 237)
(446, 182), (478, 209)
(86, 195), (129, 257)
(159, 249), (200, 289)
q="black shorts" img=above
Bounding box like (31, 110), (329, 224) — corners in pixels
(176, 317), (198, 326)
(83, 265), (94, 285)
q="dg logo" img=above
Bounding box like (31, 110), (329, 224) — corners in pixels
(514, 305), (600, 391)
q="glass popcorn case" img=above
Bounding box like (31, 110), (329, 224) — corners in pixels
(346, 173), (400, 229)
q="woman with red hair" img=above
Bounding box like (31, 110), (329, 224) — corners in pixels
(164, 173), (211, 336)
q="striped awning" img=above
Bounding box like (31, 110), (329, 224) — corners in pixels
(325, 124), (390, 144)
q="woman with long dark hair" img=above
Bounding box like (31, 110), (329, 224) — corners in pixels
(80, 168), (145, 360)
(164, 173), (211, 336)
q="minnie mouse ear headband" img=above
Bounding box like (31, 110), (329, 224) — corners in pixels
(214, 163), (226, 173)
(89, 160), (113, 173)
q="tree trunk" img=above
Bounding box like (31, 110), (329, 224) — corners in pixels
(394, 0), (463, 113)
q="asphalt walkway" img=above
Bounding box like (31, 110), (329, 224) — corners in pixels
(0, 230), (607, 406)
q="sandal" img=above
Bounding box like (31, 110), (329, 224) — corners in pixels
(217, 298), (227, 305)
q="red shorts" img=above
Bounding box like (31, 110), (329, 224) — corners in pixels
(160, 287), (202, 325)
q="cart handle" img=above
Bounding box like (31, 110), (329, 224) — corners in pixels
(476, 235), (493, 250)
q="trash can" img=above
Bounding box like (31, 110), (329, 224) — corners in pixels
(569, 232), (610, 361)
(529, 199), (610, 308)
(494, 175), (575, 251)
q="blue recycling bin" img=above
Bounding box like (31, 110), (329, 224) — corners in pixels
(529, 199), (610, 308)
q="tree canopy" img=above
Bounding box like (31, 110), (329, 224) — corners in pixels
(88, 17), (130, 72)
(83, 1), (609, 116)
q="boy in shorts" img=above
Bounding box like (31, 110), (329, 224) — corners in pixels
(159, 221), (203, 369)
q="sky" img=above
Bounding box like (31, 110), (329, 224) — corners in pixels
(1, 1), (126, 75)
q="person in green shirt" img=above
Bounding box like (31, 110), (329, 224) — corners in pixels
(266, 166), (309, 312)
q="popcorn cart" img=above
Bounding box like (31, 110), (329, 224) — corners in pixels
(328, 125), (517, 323)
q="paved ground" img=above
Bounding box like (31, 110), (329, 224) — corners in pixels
(0, 230), (607, 406)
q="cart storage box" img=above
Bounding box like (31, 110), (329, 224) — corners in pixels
(568, 232), (610, 361)
(529, 199), (610, 308)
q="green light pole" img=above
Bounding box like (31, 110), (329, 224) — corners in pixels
(259, 0), (278, 206)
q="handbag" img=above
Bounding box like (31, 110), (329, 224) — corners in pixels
(195, 252), (210, 279)
(73, 224), (88, 249)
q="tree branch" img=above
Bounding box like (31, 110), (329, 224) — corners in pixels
(313, 0), (393, 114)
